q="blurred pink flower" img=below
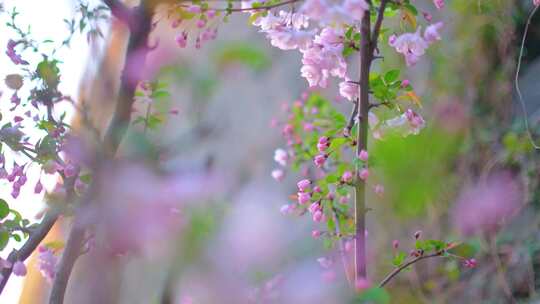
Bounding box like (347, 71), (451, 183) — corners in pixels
(452, 172), (523, 236)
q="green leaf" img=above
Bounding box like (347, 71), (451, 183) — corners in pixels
(0, 199), (9, 219)
(384, 70), (400, 83)
(353, 288), (390, 304)
(151, 90), (170, 99)
(392, 251), (407, 267)
(0, 231), (9, 250)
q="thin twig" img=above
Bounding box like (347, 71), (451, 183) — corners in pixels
(371, 0), (390, 50)
(515, 4), (540, 150)
(378, 251), (444, 288)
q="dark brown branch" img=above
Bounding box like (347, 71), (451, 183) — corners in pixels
(0, 211), (59, 294)
(378, 251), (443, 288)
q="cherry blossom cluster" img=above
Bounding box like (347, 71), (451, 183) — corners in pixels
(168, 5), (220, 49)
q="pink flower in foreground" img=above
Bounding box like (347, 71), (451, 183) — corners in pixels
(359, 168), (369, 181)
(389, 28), (429, 66)
(297, 179), (311, 192)
(341, 171), (353, 183)
(298, 192), (311, 204)
(536, 0), (540, 6)
(339, 80), (359, 101)
(358, 149), (368, 161)
(314, 154), (327, 168)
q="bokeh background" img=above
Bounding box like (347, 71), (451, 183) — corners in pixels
(1, 0), (540, 303)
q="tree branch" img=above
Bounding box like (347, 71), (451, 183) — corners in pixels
(354, 2), (372, 285)
(0, 210), (59, 294)
(378, 251), (443, 288)
(371, 0), (389, 51)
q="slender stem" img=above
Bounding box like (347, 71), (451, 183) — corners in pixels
(354, 0), (389, 287)
(378, 252), (443, 288)
(331, 207), (353, 287)
(355, 3), (372, 284)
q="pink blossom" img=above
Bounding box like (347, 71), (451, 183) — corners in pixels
(300, 0), (329, 20)
(317, 257), (333, 268)
(339, 80), (359, 101)
(298, 192), (311, 204)
(452, 172), (522, 236)
(463, 258), (477, 268)
(392, 240), (399, 249)
(389, 28), (429, 66)
(313, 154), (327, 168)
(312, 230), (321, 238)
(303, 122), (314, 131)
(385, 109), (426, 136)
(301, 64), (322, 87)
(374, 184), (384, 196)
(309, 202), (321, 213)
(536, 0), (540, 6)
(34, 179), (43, 194)
(355, 277), (371, 291)
(37, 246), (57, 282)
(424, 22), (444, 44)
(359, 168), (369, 181)
(341, 171), (353, 183)
(313, 185), (321, 193)
(317, 136), (330, 152)
(358, 149), (368, 161)
(280, 204), (292, 215)
(312, 210), (323, 222)
(12, 261), (26, 276)
(342, 0), (369, 21)
(297, 179), (311, 192)
(401, 79), (410, 88)
(271, 169), (285, 182)
(196, 19), (206, 28)
(274, 148), (288, 166)
(176, 31), (187, 48)
(433, 0), (445, 10)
